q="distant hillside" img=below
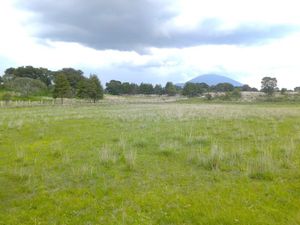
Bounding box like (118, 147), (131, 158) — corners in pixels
(177, 74), (243, 87)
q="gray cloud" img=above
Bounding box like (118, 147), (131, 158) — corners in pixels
(18, 0), (298, 51)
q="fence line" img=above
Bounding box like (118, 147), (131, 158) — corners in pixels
(0, 99), (100, 108)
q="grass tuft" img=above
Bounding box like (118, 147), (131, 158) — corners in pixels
(123, 149), (137, 170)
(99, 146), (118, 166)
(199, 145), (224, 171)
(281, 139), (296, 169)
(248, 152), (275, 180)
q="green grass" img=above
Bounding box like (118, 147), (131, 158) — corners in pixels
(0, 89), (53, 102)
(1, 102), (300, 224)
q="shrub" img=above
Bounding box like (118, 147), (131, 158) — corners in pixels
(4, 77), (47, 96)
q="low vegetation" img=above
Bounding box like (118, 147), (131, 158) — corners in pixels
(1, 100), (300, 224)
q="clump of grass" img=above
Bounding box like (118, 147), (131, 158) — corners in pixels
(225, 148), (247, 172)
(188, 146), (247, 172)
(187, 150), (201, 164)
(50, 141), (63, 158)
(133, 139), (148, 148)
(123, 149), (137, 170)
(37, 129), (45, 139)
(247, 152), (275, 180)
(7, 120), (24, 130)
(158, 142), (179, 157)
(62, 152), (71, 164)
(200, 145), (224, 170)
(99, 146), (118, 166)
(281, 139), (295, 169)
(186, 135), (209, 147)
(188, 145), (224, 171)
(71, 164), (94, 180)
(15, 150), (26, 162)
(159, 149), (174, 157)
(118, 136), (127, 151)
(15, 120), (24, 130)
(9, 168), (31, 183)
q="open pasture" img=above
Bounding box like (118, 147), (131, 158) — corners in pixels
(1, 101), (300, 224)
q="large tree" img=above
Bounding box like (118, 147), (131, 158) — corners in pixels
(54, 68), (85, 96)
(88, 75), (104, 102)
(261, 77), (277, 96)
(4, 66), (53, 86)
(154, 84), (164, 95)
(53, 73), (71, 104)
(213, 83), (234, 92)
(241, 84), (252, 92)
(121, 82), (139, 95)
(77, 78), (90, 99)
(139, 83), (154, 95)
(164, 82), (176, 96)
(106, 80), (123, 95)
(182, 82), (209, 97)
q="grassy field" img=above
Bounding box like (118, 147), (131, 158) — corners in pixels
(1, 100), (300, 224)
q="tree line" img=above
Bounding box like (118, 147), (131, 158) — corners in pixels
(105, 80), (178, 96)
(1, 66), (299, 102)
(105, 80), (258, 97)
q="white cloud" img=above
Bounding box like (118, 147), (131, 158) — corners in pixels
(0, 0), (299, 89)
(173, 0), (300, 29)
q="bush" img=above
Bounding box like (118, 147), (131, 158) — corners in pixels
(4, 77), (47, 96)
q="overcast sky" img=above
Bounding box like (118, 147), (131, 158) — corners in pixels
(1, 0), (300, 88)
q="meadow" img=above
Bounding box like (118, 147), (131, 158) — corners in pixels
(1, 98), (300, 224)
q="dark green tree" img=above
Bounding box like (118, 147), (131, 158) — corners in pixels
(106, 80), (123, 95)
(164, 82), (176, 96)
(88, 75), (104, 102)
(139, 83), (154, 95)
(129, 83), (139, 94)
(182, 83), (199, 97)
(214, 83), (234, 92)
(241, 84), (252, 92)
(4, 66), (53, 86)
(261, 77), (277, 96)
(54, 68), (85, 96)
(121, 82), (139, 95)
(154, 84), (163, 95)
(121, 82), (131, 94)
(182, 83), (208, 97)
(53, 73), (71, 104)
(77, 78), (90, 99)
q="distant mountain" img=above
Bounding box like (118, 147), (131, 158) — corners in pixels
(177, 74), (243, 87)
